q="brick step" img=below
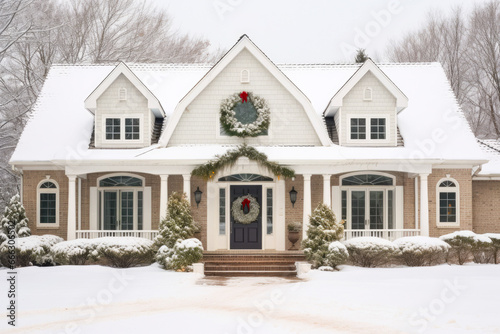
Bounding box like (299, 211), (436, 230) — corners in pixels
(203, 255), (306, 261)
(203, 259), (303, 264)
(204, 265), (296, 271)
(205, 270), (297, 277)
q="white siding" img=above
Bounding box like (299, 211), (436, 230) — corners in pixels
(339, 71), (397, 146)
(168, 49), (322, 146)
(95, 74), (151, 148)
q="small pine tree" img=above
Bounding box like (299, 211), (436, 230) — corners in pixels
(302, 203), (344, 268)
(154, 192), (196, 250)
(0, 195), (31, 244)
(354, 48), (369, 63)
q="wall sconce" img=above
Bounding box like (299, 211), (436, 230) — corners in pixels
(289, 186), (297, 207)
(194, 187), (202, 208)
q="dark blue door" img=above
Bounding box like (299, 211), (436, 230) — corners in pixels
(230, 185), (262, 249)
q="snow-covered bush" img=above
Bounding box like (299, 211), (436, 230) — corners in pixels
(0, 194), (31, 245)
(344, 237), (400, 267)
(95, 237), (154, 268)
(440, 231), (492, 265)
(302, 203), (344, 268)
(156, 238), (203, 271)
(154, 192), (197, 250)
(484, 233), (500, 264)
(394, 236), (450, 266)
(52, 239), (97, 265)
(0, 235), (63, 267)
(324, 241), (349, 269)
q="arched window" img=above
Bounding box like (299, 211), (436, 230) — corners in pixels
(99, 175), (143, 187)
(218, 174), (273, 182)
(37, 179), (59, 227)
(241, 69), (250, 83)
(437, 178), (459, 226)
(341, 174), (394, 186)
(363, 87), (373, 101)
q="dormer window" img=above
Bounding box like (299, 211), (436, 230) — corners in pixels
(105, 118), (121, 140)
(241, 69), (250, 83)
(350, 118), (366, 140)
(104, 115), (142, 142)
(348, 115), (389, 143)
(119, 88), (127, 101)
(370, 118), (386, 139)
(125, 118), (140, 140)
(363, 87), (373, 101)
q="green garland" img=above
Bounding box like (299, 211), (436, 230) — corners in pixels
(191, 144), (295, 180)
(220, 91), (270, 137)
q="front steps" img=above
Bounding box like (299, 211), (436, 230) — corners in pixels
(202, 251), (307, 277)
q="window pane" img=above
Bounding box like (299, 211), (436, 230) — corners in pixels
(99, 176), (143, 187)
(125, 118), (140, 140)
(341, 190), (347, 220)
(138, 191), (143, 230)
(39, 193), (56, 224)
(370, 118), (386, 140)
(350, 118), (366, 140)
(105, 118), (120, 140)
(219, 189), (226, 235)
(342, 174), (393, 186)
(388, 190), (393, 229)
(439, 191), (457, 223)
(267, 188), (273, 234)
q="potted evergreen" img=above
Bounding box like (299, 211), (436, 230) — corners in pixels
(287, 222), (302, 250)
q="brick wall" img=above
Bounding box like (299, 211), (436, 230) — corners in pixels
(472, 180), (500, 233)
(285, 175), (304, 249)
(403, 174), (416, 229)
(190, 176), (208, 249)
(22, 170), (69, 239)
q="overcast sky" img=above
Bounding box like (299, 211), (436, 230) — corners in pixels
(149, 0), (479, 63)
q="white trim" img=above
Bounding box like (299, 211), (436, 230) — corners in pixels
(346, 114), (391, 145)
(84, 62), (163, 115)
(36, 178), (60, 228)
(435, 177), (460, 228)
(101, 114), (144, 145)
(158, 35), (331, 147)
(97, 173), (145, 186)
(340, 171), (396, 185)
(89, 187), (98, 230)
(325, 59), (408, 116)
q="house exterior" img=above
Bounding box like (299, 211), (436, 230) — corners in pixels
(9, 35), (500, 252)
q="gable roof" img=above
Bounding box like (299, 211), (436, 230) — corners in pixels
(157, 35), (332, 147)
(323, 58), (408, 117)
(84, 62), (165, 117)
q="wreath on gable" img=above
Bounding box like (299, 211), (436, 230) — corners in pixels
(220, 91), (270, 137)
(231, 194), (260, 224)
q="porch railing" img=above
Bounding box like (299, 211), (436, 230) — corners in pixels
(343, 229), (420, 241)
(76, 230), (159, 240)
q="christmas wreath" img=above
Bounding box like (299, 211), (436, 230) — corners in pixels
(231, 194), (260, 224)
(220, 91), (270, 137)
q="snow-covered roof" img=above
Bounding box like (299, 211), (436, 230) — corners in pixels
(477, 140), (500, 176)
(10, 61), (487, 166)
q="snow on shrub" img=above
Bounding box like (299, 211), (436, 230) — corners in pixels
(394, 236), (450, 266)
(343, 237), (399, 268)
(156, 238), (203, 271)
(0, 194), (31, 245)
(440, 231), (492, 265)
(0, 235), (63, 267)
(95, 237), (154, 268)
(484, 233), (500, 264)
(324, 241), (348, 269)
(52, 239), (97, 265)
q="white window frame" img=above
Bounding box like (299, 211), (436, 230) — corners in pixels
(102, 114), (143, 143)
(436, 177), (460, 228)
(363, 87), (373, 101)
(346, 114), (390, 144)
(37, 179), (60, 228)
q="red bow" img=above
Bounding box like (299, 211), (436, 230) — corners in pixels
(240, 91), (248, 103)
(242, 198), (251, 210)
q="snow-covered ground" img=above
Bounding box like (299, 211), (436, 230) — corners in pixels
(1, 264), (499, 334)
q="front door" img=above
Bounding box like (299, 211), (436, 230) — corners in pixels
(350, 189), (384, 231)
(230, 185), (262, 249)
(102, 190), (134, 230)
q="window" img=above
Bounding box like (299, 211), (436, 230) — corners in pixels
(350, 118), (366, 139)
(241, 69), (250, 83)
(218, 174), (274, 182)
(342, 174), (394, 186)
(363, 87), (373, 101)
(219, 188), (226, 235)
(437, 179), (459, 226)
(266, 189), (273, 234)
(125, 118), (140, 140)
(370, 118), (386, 139)
(37, 180), (59, 227)
(99, 176), (143, 187)
(119, 88), (127, 101)
(105, 118), (121, 140)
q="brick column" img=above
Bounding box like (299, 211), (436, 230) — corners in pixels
(67, 175), (77, 240)
(303, 174), (312, 236)
(322, 174), (331, 207)
(420, 173), (429, 236)
(160, 175), (169, 220)
(183, 174), (191, 203)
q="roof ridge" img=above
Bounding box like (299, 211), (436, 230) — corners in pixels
(478, 139), (500, 154)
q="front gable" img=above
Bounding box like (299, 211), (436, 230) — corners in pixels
(160, 35), (331, 147)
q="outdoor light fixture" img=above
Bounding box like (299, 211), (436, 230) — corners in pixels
(194, 187), (203, 208)
(289, 186), (297, 207)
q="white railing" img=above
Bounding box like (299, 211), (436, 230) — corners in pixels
(343, 229), (420, 241)
(76, 230), (159, 240)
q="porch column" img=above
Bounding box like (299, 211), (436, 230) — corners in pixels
(419, 173), (429, 237)
(322, 174), (331, 207)
(160, 175), (169, 220)
(303, 174), (312, 235)
(183, 174), (191, 203)
(67, 175), (77, 240)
